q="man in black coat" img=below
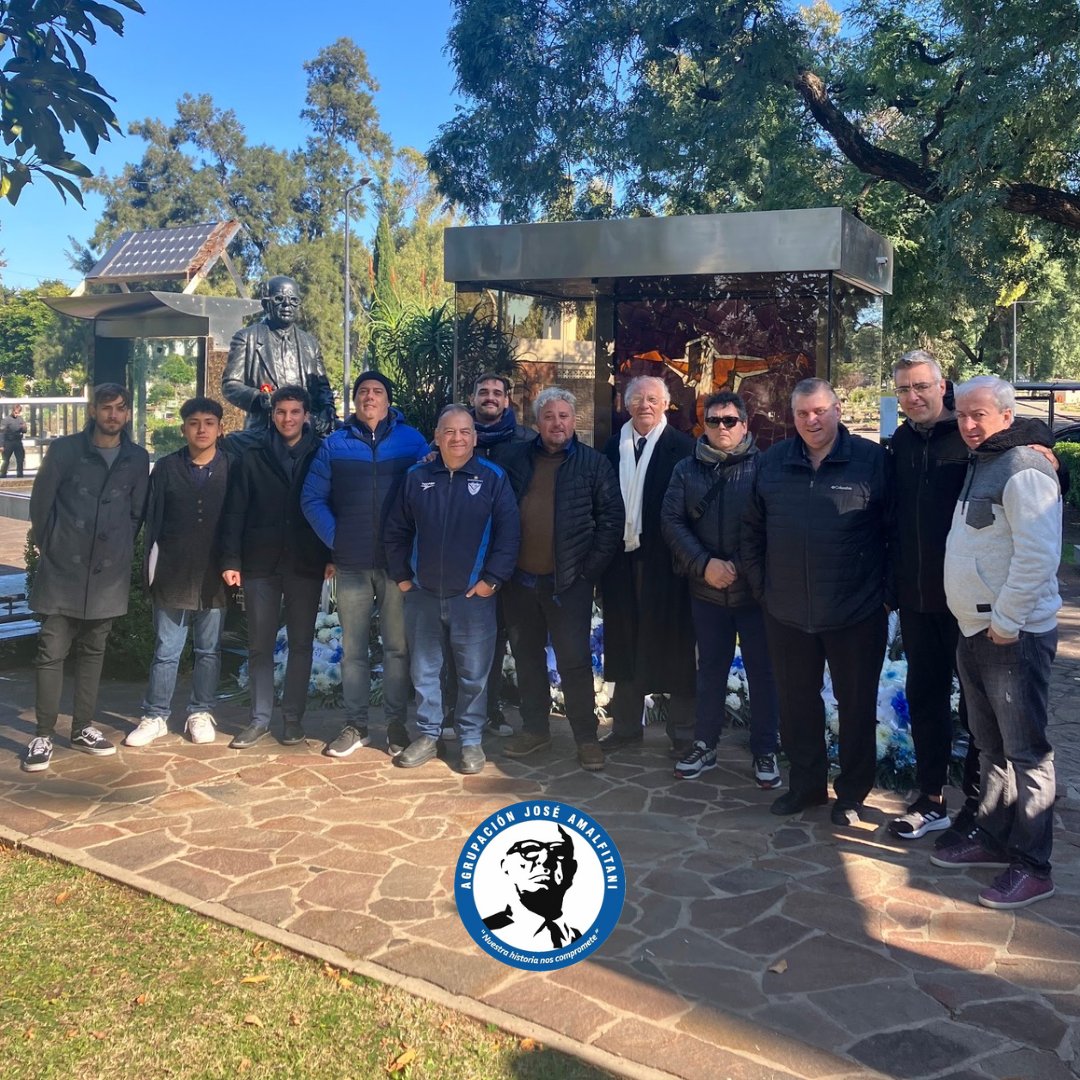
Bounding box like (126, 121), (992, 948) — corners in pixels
(598, 375), (696, 756)
(500, 387), (624, 772)
(741, 378), (893, 825)
(22, 383), (150, 773)
(221, 385), (331, 750)
(222, 276), (337, 437)
(126, 398), (230, 749)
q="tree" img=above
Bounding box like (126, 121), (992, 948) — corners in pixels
(0, 0), (144, 206)
(431, 0), (1080, 378)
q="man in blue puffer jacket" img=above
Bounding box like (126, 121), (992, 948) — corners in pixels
(301, 371), (428, 759)
(384, 405), (520, 774)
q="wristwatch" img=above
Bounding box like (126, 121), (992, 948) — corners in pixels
(482, 577), (500, 593)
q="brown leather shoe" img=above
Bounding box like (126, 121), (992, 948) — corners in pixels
(577, 741), (605, 772)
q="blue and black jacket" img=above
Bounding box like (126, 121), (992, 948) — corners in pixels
(301, 408), (429, 571)
(384, 453), (521, 597)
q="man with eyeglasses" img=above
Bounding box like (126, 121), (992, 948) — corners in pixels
(661, 392), (781, 787)
(483, 823), (582, 950)
(886, 349), (1063, 848)
(599, 375), (696, 756)
(741, 378), (893, 825)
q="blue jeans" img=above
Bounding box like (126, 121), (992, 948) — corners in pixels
(141, 605), (225, 719)
(244, 572), (323, 729)
(335, 568), (409, 728)
(691, 598), (779, 756)
(957, 627), (1057, 874)
(404, 587), (496, 745)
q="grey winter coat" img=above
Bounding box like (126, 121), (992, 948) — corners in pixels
(29, 428), (150, 620)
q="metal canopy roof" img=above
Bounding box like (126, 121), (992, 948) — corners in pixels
(445, 207), (893, 298)
(42, 290), (261, 346)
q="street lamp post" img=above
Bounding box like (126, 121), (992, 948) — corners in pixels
(343, 176), (372, 405)
(1011, 299), (1035, 384)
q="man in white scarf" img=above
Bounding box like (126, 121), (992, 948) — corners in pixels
(600, 376), (697, 754)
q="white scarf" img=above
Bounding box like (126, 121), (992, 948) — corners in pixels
(619, 415), (666, 552)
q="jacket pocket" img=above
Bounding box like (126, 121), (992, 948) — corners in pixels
(964, 498), (995, 530)
(943, 554), (997, 618)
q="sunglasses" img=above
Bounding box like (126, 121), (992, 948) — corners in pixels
(704, 415), (743, 429)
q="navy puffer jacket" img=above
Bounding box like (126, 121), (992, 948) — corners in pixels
(740, 425), (893, 632)
(661, 436), (760, 608)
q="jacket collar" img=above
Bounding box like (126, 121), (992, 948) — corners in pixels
(530, 432), (577, 457)
(783, 422), (853, 467)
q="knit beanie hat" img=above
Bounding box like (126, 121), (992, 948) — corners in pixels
(352, 370), (394, 404)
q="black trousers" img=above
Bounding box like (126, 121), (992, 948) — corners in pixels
(1, 441), (25, 477)
(899, 607), (979, 800)
(764, 608), (887, 804)
(504, 575), (598, 744)
(35, 613), (114, 736)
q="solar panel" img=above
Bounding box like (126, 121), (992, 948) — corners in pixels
(85, 222), (241, 284)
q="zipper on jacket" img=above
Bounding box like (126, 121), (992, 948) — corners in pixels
(439, 468), (454, 592)
(804, 468), (815, 631)
(916, 435), (929, 610)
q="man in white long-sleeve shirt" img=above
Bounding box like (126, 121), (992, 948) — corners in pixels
(935, 376), (1061, 911)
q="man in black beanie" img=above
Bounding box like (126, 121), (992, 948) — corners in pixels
(302, 372), (428, 758)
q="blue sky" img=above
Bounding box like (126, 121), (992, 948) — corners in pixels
(0, 1), (461, 288)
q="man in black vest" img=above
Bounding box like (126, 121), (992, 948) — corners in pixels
(125, 398), (230, 748)
(222, 385), (331, 749)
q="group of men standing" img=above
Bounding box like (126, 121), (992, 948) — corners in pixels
(18, 278), (1065, 909)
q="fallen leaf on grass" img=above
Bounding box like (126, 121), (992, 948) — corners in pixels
(54, 891), (71, 905)
(520, 1038), (540, 1052)
(338, 976), (355, 989)
(91, 1031), (107, 1041)
(23, 1028), (34, 1041)
(133, 993), (148, 1006)
(242, 1014), (263, 1028)
(266, 951), (285, 962)
(768, 959), (788, 974)
(288, 1012), (302, 1027)
(251, 941), (266, 956)
(65, 1029), (78, 1039)
(240, 975), (270, 985)
(387, 1048), (418, 1073)
(239, 1059), (252, 1073)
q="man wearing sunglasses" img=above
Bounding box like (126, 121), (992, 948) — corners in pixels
(661, 392), (781, 788)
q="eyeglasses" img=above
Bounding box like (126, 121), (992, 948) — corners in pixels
(704, 415), (743, 429)
(895, 382), (936, 396)
(505, 840), (571, 863)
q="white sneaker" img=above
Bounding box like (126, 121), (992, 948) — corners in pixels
(186, 712), (217, 744)
(124, 715), (168, 747)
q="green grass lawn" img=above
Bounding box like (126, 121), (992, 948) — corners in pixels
(0, 847), (609, 1080)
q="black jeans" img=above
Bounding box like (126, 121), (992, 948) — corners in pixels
(764, 607), (887, 804)
(1, 441), (24, 477)
(900, 607), (979, 800)
(35, 613), (113, 736)
(244, 571), (322, 729)
(504, 575), (598, 744)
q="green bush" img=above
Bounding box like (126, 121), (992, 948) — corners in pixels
(1054, 442), (1080, 510)
(148, 418), (185, 456)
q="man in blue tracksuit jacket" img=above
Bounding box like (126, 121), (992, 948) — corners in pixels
(384, 404), (520, 775)
(301, 370), (429, 759)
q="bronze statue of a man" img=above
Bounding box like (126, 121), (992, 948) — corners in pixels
(222, 275), (337, 435)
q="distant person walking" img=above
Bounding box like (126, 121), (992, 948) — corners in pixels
(1, 403), (27, 478)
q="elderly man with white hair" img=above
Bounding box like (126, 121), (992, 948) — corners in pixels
(599, 375), (697, 756)
(932, 375), (1061, 911)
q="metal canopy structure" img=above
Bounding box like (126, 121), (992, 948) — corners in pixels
(444, 207), (893, 297)
(72, 221), (247, 297)
(42, 290), (261, 346)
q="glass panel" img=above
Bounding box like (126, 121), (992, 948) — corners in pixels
(130, 337), (199, 456)
(613, 272), (830, 450)
(829, 278), (884, 441)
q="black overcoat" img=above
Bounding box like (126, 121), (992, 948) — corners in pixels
(600, 423), (696, 693)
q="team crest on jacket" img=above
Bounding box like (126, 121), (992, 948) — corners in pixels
(467, 477), (482, 495)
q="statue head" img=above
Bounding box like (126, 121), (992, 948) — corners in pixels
(261, 276), (302, 329)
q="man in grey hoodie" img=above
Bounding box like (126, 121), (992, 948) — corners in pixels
(933, 376), (1061, 911)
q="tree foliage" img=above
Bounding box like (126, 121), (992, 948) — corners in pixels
(431, 0), (1080, 377)
(0, 0), (144, 206)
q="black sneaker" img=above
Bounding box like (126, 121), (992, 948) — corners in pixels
(484, 716), (514, 737)
(22, 736), (53, 772)
(889, 795), (950, 840)
(934, 802), (979, 850)
(324, 725), (370, 758)
(281, 720), (305, 746)
(674, 741), (717, 779)
(230, 722), (270, 750)
(70, 725), (116, 756)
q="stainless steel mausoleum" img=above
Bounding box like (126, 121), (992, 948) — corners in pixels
(445, 207), (893, 447)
